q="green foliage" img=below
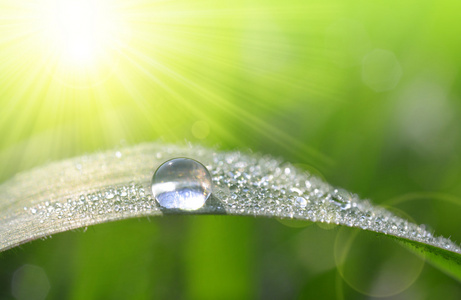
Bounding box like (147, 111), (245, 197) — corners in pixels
(1, 0), (461, 298)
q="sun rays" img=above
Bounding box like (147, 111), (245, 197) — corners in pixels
(0, 0), (338, 177)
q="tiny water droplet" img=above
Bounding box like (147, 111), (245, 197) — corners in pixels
(284, 167), (291, 175)
(105, 190), (115, 199)
(330, 188), (352, 210)
(295, 196), (308, 208)
(151, 158), (212, 211)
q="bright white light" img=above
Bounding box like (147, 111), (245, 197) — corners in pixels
(58, 1), (97, 62)
(39, 0), (122, 66)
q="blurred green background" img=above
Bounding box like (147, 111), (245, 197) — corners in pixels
(1, 0), (461, 298)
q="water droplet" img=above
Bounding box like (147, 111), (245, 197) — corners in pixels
(295, 197), (308, 208)
(151, 158), (212, 211)
(330, 189), (352, 210)
(105, 190), (115, 199)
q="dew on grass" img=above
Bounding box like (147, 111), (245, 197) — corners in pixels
(151, 158), (212, 211)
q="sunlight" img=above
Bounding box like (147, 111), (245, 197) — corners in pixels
(40, 0), (120, 65)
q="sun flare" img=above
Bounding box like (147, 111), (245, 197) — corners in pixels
(39, 0), (124, 66)
(0, 0), (132, 88)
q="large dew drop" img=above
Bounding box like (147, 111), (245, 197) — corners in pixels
(151, 158), (212, 211)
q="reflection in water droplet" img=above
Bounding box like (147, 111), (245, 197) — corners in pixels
(151, 158), (212, 211)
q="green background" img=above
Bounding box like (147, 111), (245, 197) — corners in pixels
(1, 0), (461, 298)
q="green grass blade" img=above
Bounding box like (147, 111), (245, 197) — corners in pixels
(0, 142), (460, 281)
